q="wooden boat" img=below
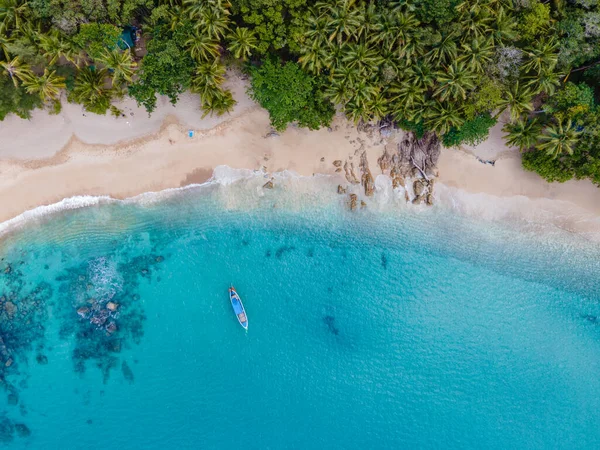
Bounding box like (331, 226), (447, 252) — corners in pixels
(229, 286), (248, 330)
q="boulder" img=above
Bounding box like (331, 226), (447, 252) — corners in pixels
(77, 306), (90, 318)
(333, 160), (343, 167)
(362, 170), (375, 197)
(360, 200), (367, 209)
(5, 359), (13, 368)
(413, 180), (425, 196)
(412, 195), (423, 205)
(320, 157), (325, 162)
(349, 194), (358, 211)
(335, 168), (342, 173)
(263, 180), (274, 189)
(426, 194), (434, 206)
(106, 302), (118, 312)
(337, 185), (346, 194)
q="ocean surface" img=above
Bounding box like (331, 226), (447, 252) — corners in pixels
(1, 168), (600, 449)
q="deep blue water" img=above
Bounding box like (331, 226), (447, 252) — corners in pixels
(1, 179), (600, 449)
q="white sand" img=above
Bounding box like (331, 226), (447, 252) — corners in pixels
(0, 74), (599, 239)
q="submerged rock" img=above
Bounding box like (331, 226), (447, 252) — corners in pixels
(14, 423), (30, 438)
(4, 302), (16, 317)
(77, 307), (90, 318)
(106, 302), (118, 312)
(36, 354), (48, 365)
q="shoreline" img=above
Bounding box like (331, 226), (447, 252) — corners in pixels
(1, 76), (600, 239)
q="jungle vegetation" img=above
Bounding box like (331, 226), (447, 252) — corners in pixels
(1, 0), (600, 184)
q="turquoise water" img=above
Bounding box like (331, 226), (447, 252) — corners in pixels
(1, 176), (600, 449)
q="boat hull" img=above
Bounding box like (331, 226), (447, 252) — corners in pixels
(229, 287), (248, 329)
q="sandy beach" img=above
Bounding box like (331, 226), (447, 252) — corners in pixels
(1, 74), (599, 238)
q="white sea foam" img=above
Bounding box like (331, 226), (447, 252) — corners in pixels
(0, 195), (114, 238)
(1, 165), (599, 242)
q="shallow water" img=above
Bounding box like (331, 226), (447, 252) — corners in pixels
(1, 172), (600, 449)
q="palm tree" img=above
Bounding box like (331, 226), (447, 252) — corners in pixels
(460, 37), (494, 74)
(390, 82), (426, 110)
(525, 69), (562, 96)
(434, 61), (476, 102)
(201, 87), (235, 117)
(497, 82), (534, 122)
(196, 5), (230, 39)
(70, 67), (112, 114)
(0, 29), (13, 59)
(39, 32), (78, 66)
(0, 0), (29, 30)
(536, 120), (582, 159)
(298, 43), (328, 74)
(522, 40), (559, 75)
(427, 33), (458, 64)
(407, 61), (435, 90)
(366, 92), (389, 121)
(503, 118), (542, 151)
(302, 14), (329, 48)
(0, 56), (33, 86)
(341, 42), (382, 74)
(489, 6), (517, 44)
(185, 32), (220, 61)
(22, 68), (65, 101)
(320, 0), (361, 45)
(191, 59), (226, 101)
(96, 48), (136, 86)
(349, 78), (378, 108)
(324, 79), (350, 105)
(227, 27), (257, 60)
(425, 100), (465, 135)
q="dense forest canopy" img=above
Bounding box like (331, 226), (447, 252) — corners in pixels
(1, 0), (600, 184)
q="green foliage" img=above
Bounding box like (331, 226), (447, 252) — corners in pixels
(68, 66), (112, 115)
(73, 24), (121, 60)
(442, 114), (497, 147)
(518, 0), (551, 42)
(522, 149), (574, 183)
(128, 23), (196, 113)
(0, 76), (43, 120)
(547, 82), (595, 121)
(464, 77), (503, 119)
(397, 120), (426, 139)
(249, 58), (335, 131)
(232, 0), (308, 54)
(414, 0), (458, 26)
(29, 0), (153, 33)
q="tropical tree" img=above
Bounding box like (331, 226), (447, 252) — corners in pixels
(69, 67), (112, 114)
(227, 27), (257, 60)
(96, 48), (136, 86)
(425, 101), (465, 135)
(536, 119), (582, 159)
(522, 40), (559, 75)
(185, 32), (220, 62)
(503, 118), (542, 151)
(0, 56), (32, 86)
(497, 82), (534, 122)
(191, 59), (226, 101)
(201, 87), (235, 116)
(22, 68), (65, 101)
(38, 32), (79, 66)
(0, 0), (29, 30)
(434, 61), (476, 101)
(319, 0), (361, 45)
